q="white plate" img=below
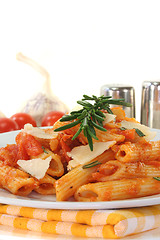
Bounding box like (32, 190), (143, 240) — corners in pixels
(0, 129), (160, 210)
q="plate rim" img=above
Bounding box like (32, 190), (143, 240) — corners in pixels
(0, 188), (160, 209)
(0, 128), (160, 210)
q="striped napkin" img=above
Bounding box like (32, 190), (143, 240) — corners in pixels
(0, 204), (160, 239)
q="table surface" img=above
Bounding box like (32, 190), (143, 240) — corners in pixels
(0, 225), (160, 240)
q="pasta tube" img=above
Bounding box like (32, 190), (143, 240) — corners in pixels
(91, 160), (160, 181)
(32, 149), (64, 177)
(0, 161), (36, 196)
(91, 160), (127, 181)
(34, 174), (56, 195)
(95, 129), (125, 143)
(55, 149), (115, 201)
(112, 141), (160, 162)
(75, 177), (160, 202)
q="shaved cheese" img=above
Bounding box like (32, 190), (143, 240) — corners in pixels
(17, 156), (52, 179)
(23, 123), (58, 139)
(67, 141), (116, 170)
(121, 120), (156, 140)
(103, 113), (116, 125)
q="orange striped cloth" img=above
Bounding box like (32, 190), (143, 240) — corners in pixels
(0, 204), (160, 238)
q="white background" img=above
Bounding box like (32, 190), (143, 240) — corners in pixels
(0, 0), (160, 121)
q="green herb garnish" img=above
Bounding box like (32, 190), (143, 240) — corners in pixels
(120, 127), (145, 137)
(120, 127), (127, 131)
(54, 94), (132, 151)
(134, 128), (145, 137)
(82, 160), (102, 169)
(153, 177), (160, 181)
(42, 146), (48, 154)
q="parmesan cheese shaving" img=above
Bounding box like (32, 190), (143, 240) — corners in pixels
(17, 156), (52, 179)
(103, 113), (116, 125)
(67, 141), (116, 170)
(23, 123), (58, 139)
(121, 120), (156, 140)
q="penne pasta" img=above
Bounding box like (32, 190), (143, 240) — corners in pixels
(47, 151), (64, 177)
(34, 128), (59, 152)
(32, 149), (64, 177)
(112, 141), (160, 162)
(74, 177), (160, 202)
(91, 160), (127, 181)
(0, 161), (36, 196)
(92, 160), (160, 182)
(94, 129), (125, 143)
(111, 107), (126, 121)
(34, 174), (56, 195)
(55, 149), (115, 201)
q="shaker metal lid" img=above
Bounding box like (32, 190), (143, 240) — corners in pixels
(100, 84), (135, 118)
(101, 84), (134, 91)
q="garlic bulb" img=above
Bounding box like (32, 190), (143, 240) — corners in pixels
(16, 53), (69, 126)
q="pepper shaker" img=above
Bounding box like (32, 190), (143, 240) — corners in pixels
(141, 80), (160, 129)
(100, 84), (135, 118)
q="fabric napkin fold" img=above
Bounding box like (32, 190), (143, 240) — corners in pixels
(0, 204), (160, 239)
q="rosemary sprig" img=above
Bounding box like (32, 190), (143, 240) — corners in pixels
(42, 146), (48, 154)
(54, 94), (132, 151)
(82, 160), (102, 169)
(120, 126), (145, 138)
(120, 127), (127, 131)
(153, 177), (160, 181)
(134, 128), (146, 137)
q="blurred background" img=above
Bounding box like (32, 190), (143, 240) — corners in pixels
(0, 0), (160, 122)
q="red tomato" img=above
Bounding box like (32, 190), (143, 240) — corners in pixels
(15, 132), (30, 160)
(0, 144), (18, 166)
(10, 113), (37, 129)
(41, 111), (64, 126)
(0, 118), (19, 133)
(23, 133), (43, 156)
(16, 132), (43, 158)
